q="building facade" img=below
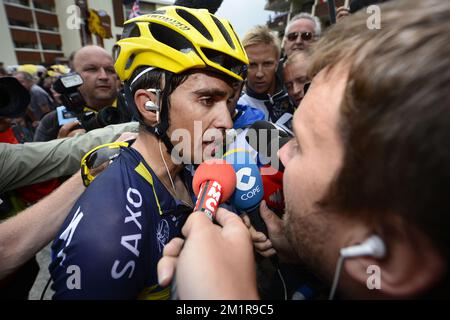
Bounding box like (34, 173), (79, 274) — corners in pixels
(265, 0), (347, 36)
(0, 0), (173, 67)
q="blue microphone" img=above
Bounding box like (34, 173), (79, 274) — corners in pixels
(223, 149), (268, 235)
(224, 149), (281, 282)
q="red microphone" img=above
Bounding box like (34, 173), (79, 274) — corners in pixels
(192, 159), (236, 220)
(261, 164), (285, 217)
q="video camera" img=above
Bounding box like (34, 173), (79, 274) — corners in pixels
(52, 72), (124, 131)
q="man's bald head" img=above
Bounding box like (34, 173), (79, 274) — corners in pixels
(72, 45), (113, 73)
(72, 45), (118, 110)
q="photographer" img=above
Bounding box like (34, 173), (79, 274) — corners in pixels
(0, 76), (137, 298)
(34, 46), (120, 142)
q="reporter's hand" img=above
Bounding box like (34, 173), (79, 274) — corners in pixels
(57, 120), (85, 139)
(115, 131), (138, 142)
(245, 201), (297, 263)
(157, 237), (185, 286)
(242, 214), (276, 258)
(336, 6), (350, 21)
(157, 208), (259, 300)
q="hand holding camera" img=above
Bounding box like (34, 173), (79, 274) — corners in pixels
(52, 73), (122, 132)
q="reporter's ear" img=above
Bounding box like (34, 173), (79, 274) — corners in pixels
(343, 227), (446, 298)
(134, 89), (158, 125)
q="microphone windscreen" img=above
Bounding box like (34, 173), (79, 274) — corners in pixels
(192, 159), (236, 203)
(261, 165), (285, 215)
(224, 149), (264, 213)
(245, 120), (291, 162)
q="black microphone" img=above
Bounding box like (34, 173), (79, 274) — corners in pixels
(243, 121), (291, 218)
(245, 120), (291, 172)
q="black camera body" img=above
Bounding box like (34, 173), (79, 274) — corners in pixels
(53, 72), (123, 131)
(53, 72), (85, 114)
(78, 108), (122, 132)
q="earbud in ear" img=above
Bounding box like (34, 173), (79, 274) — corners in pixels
(144, 100), (159, 111)
(329, 235), (386, 300)
(340, 235), (386, 259)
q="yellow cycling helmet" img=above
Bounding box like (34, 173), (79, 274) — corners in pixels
(48, 64), (70, 77)
(113, 5), (249, 83)
(18, 64), (38, 76)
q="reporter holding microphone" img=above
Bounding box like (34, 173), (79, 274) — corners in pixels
(158, 206), (259, 300)
(167, 158), (260, 300)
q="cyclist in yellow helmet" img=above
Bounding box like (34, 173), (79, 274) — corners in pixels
(49, 5), (248, 299)
(114, 5), (248, 154)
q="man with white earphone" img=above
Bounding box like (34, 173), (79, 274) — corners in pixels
(158, 0), (450, 299)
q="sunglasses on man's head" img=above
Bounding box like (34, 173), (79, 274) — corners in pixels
(286, 31), (313, 42)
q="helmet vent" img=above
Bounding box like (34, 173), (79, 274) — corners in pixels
(125, 53), (136, 70)
(229, 24), (244, 54)
(175, 8), (213, 42)
(149, 23), (195, 53)
(122, 22), (141, 39)
(201, 48), (245, 77)
(210, 15), (235, 50)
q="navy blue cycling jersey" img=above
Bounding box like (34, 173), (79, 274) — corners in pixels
(49, 147), (194, 299)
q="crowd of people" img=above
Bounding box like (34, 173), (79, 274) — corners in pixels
(0, 0), (449, 300)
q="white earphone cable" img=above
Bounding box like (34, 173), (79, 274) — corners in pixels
(159, 140), (176, 193)
(329, 255), (345, 300)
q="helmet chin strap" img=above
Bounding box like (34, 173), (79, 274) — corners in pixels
(154, 72), (175, 154)
(153, 125), (174, 155)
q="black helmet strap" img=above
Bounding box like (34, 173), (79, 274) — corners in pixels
(123, 73), (175, 155)
(154, 72), (174, 154)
